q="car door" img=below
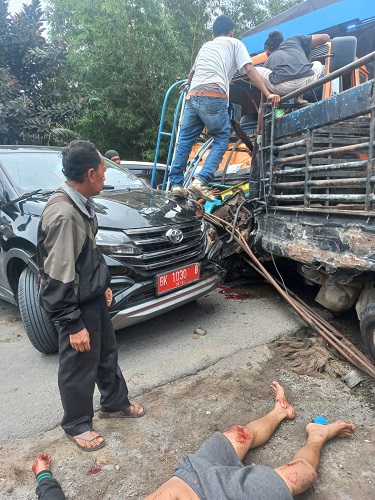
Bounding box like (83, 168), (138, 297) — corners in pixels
(0, 169), (18, 303)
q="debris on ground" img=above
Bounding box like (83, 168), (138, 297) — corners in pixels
(273, 334), (350, 378)
(342, 369), (365, 388)
(194, 327), (207, 336)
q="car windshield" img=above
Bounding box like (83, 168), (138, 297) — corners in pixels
(0, 152), (144, 191)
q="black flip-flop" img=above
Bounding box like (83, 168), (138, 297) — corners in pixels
(98, 401), (146, 419)
(66, 430), (106, 452)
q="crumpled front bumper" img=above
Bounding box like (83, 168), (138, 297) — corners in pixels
(111, 264), (225, 331)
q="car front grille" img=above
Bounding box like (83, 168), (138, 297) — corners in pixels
(121, 220), (205, 275)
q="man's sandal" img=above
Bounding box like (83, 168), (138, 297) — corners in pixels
(66, 430), (106, 452)
(98, 400), (145, 419)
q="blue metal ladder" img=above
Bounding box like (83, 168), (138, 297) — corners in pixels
(151, 81), (244, 213)
(151, 80), (186, 189)
(151, 80), (215, 191)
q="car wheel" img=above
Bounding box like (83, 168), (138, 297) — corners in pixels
(359, 303), (375, 361)
(18, 268), (59, 354)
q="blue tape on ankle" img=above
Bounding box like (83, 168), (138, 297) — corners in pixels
(313, 416), (330, 425)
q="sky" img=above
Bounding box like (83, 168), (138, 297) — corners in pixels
(8, 0), (46, 14)
(8, 0), (27, 13)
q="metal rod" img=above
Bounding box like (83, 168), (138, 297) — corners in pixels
(276, 178), (367, 189)
(366, 86), (375, 210)
(274, 161), (367, 175)
(273, 194), (366, 202)
(268, 108), (276, 200)
(204, 211), (375, 379)
(266, 139), (374, 155)
(305, 129), (313, 208)
(262, 138), (307, 152)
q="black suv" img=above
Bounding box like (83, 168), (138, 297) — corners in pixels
(0, 146), (225, 353)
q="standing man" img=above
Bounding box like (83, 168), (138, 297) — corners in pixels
(37, 140), (145, 452)
(169, 15), (280, 202)
(104, 149), (121, 164)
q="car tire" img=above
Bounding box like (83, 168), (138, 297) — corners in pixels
(18, 267), (59, 354)
(359, 303), (375, 361)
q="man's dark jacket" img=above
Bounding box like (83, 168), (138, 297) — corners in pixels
(37, 187), (110, 335)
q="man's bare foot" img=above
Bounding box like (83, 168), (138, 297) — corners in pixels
(67, 430), (105, 451)
(294, 95), (308, 104)
(32, 453), (52, 476)
(306, 421), (355, 444)
(75, 431), (104, 449)
(271, 381), (296, 419)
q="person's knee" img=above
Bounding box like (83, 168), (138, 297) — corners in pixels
(275, 458), (317, 495)
(224, 424), (253, 445)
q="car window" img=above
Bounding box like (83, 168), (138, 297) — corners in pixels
(120, 162), (167, 187)
(103, 161), (144, 189)
(0, 152), (144, 191)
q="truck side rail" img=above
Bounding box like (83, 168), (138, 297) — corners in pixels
(255, 51), (375, 212)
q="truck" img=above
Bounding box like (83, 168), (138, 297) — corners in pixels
(248, 52), (375, 361)
(153, 0), (375, 361)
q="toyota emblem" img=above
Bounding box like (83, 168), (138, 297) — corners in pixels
(166, 228), (183, 244)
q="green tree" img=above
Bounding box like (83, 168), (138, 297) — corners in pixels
(47, 0), (302, 158)
(47, 0), (188, 159)
(0, 0), (81, 145)
(164, 1), (303, 58)
(207, 0), (303, 36)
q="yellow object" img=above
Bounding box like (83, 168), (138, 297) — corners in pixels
(219, 182), (249, 201)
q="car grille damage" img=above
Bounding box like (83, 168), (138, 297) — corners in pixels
(123, 220), (205, 274)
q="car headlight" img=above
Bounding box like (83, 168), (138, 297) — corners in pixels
(96, 229), (141, 255)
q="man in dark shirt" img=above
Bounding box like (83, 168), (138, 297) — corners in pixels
(104, 149), (121, 164)
(256, 31), (330, 103)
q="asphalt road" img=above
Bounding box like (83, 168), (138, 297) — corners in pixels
(0, 284), (303, 445)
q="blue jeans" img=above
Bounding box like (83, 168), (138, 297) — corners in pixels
(169, 96), (230, 186)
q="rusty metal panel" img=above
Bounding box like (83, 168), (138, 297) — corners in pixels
(273, 82), (373, 140)
(254, 208), (375, 271)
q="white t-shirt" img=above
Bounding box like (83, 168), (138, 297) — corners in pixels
(191, 37), (252, 98)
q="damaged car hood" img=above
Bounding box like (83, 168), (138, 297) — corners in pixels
(22, 189), (198, 230)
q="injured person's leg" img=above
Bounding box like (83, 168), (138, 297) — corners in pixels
(145, 382), (355, 500)
(145, 381), (296, 500)
(223, 381), (295, 460)
(274, 420), (356, 496)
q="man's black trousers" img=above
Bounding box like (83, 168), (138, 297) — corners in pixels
(58, 295), (130, 436)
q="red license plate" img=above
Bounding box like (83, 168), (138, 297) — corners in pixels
(157, 263), (201, 294)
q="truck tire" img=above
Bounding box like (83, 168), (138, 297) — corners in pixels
(330, 36), (357, 72)
(18, 267), (58, 354)
(359, 303), (375, 361)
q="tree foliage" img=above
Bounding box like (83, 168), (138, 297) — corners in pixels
(46, 0), (301, 159)
(0, 0), (81, 145)
(47, 0), (189, 158)
(209, 0), (302, 35)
